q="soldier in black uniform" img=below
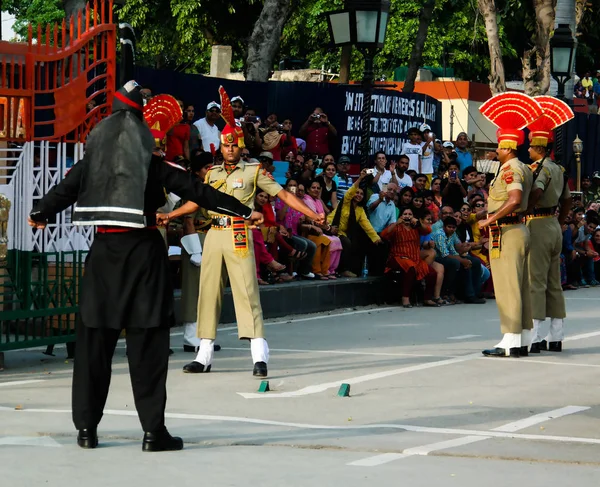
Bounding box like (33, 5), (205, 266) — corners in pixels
(28, 81), (261, 452)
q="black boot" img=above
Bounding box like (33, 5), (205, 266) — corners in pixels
(77, 428), (98, 449)
(253, 361), (268, 377)
(520, 346), (529, 357)
(530, 342), (541, 353)
(183, 361), (211, 373)
(548, 341), (562, 352)
(142, 427), (183, 452)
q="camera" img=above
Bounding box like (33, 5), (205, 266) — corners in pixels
(312, 113), (321, 119)
(366, 168), (377, 176)
(450, 170), (457, 179)
(245, 115), (260, 123)
(289, 186), (297, 194)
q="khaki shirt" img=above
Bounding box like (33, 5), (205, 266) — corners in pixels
(205, 161), (282, 217)
(487, 157), (532, 214)
(531, 159), (570, 208)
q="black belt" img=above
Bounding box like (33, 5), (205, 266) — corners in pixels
(530, 206), (557, 217)
(495, 213), (525, 226)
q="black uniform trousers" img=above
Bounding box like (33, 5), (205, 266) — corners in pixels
(72, 319), (170, 433)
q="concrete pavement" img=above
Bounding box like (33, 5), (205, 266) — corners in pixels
(1, 289), (600, 485)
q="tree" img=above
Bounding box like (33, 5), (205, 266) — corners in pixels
(522, 0), (556, 95)
(246, 0), (292, 81)
(478, 0), (507, 93)
(402, 0), (435, 93)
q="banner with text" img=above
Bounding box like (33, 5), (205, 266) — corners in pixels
(339, 87), (441, 165)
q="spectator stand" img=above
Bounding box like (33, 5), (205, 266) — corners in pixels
(0, 1), (117, 369)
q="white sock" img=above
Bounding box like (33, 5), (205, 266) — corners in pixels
(494, 333), (521, 353)
(531, 319), (543, 344)
(521, 329), (532, 348)
(194, 338), (214, 366)
(183, 322), (201, 347)
(250, 338), (269, 364)
(547, 318), (564, 342)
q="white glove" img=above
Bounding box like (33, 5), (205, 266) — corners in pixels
(181, 234), (203, 266)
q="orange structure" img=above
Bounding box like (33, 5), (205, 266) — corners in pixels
(0, 0), (116, 144)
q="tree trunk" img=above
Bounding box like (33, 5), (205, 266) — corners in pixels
(523, 0), (556, 95)
(246, 0), (292, 82)
(339, 45), (352, 84)
(478, 0), (506, 94)
(403, 0), (435, 93)
(575, 0), (585, 26)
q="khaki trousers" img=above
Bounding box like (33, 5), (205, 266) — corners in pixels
(180, 232), (207, 323)
(490, 223), (533, 334)
(527, 217), (566, 320)
(197, 227), (264, 340)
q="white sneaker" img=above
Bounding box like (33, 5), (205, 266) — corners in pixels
(301, 272), (315, 279)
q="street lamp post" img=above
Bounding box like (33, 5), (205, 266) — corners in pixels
(573, 135), (583, 192)
(325, 0), (391, 168)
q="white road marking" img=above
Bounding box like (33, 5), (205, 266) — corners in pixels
(223, 347), (451, 358)
(493, 358), (600, 368)
(238, 353), (481, 399)
(0, 380), (46, 388)
(447, 334), (481, 340)
(347, 453), (410, 466)
(402, 435), (486, 456)
(492, 406), (590, 433)
(0, 436), (61, 447)
(2, 406), (600, 447)
(564, 330), (600, 341)
(348, 406), (589, 467)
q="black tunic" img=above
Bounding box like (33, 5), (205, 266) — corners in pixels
(31, 155), (252, 329)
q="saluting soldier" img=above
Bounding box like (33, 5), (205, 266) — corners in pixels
(525, 96), (574, 353)
(478, 92), (542, 358)
(160, 86), (324, 378)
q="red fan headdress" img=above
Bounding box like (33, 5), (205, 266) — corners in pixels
(143, 94), (182, 147)
(526, 96), (574, 147)
(219, 86), (245, 148)
(479, 92), (543, 150)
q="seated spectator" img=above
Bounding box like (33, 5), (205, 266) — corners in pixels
(457, 202), (491, 291)
(419, 211), (446, 305)
(423, 189), (439, 221)
(406, 169), (418, 182)
(275, 179), (317, 279)
(368, 182), (397, 233)
(574, 215), (600, 286)
(372, 151), (393, 192)
(328, 169), (382, 277)
(336, 155), (354, 201)
(390, 155), (413, 189)
(431, 217), (485, 304)
(303, 179), (342, 279)
(399, 186), (414, 207)
(316, 162), (338, 213)
(441, 161), (468, 210)
(411, 192), (426, 218)
(431, 177), (443, 208)
(432, 206), (455, 233)
(562, 214), (579, 289)
(414, 174), (428, 192)
(381, 207), (440, 307)
(293, 155), (316, 188)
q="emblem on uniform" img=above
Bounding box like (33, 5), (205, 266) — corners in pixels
(232, 179), (243, 188)
(502, 170), (514, 184)
(262, 169), (275, 181)
(226, 133), (234, 143)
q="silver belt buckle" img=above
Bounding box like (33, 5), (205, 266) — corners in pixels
(218, 217), (226, 227)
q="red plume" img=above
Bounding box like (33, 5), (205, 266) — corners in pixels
(219, 86), (236, 128)
(479, 92), (543, 130)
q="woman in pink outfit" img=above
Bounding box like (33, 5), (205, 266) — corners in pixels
(303, 179), (342, 278)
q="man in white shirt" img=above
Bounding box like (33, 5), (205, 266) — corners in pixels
(193, 102), (222, 154)
(391, 155), (413, 190)
(372, 151), (393, 191)
(402, 127), (423, 172)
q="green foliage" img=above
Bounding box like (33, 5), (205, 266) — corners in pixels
(3, 0), (65, 39)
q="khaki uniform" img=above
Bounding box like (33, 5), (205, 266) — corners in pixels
(487, 158), (533, 335)
(197, 161), (282, 340)
(181, 208), (211, 323)
(527, 159), (569, 320)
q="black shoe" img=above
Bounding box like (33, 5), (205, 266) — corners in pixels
(142, 428), (183, 452)
(539, 340), (548, 351)
(183, 345), (199, 353)
(465, 297), (486, 304)
(253, 361), (268, 377)
(530, 343), (541, 353)
(169, 349), (174, 355)
(482, 347), (520, 358)
(182, 361), (211, 373)
(548, 341), (562, 352)
(520, 345), (529, 357)
(77, 428), (98, 449)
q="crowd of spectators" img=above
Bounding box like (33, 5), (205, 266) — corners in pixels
(158, 90), (600, 305)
